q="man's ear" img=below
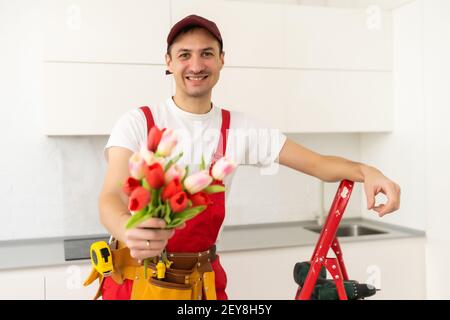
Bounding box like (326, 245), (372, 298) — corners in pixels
(165, 53), (172, 73)
(220, 51), (225, 70)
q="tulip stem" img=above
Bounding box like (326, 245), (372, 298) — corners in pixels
(182, 165), (189, 184)
(144, 258), (149, 279)
(200, 155), (206, 171)
(164, 152), (184, 171)
(151, 189), (157, 208)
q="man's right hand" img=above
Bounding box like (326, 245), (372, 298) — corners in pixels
(124, 217), (185, 261)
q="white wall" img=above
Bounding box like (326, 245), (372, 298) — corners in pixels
(226, 133), (362, 226)
(228, 0), (413, 10)
(360, 0), (426, 231)
(0, 0), (363, 241)
(0, 1), (107, 240)
(365, 0), (450, 298)
(422, 0), (450, 300)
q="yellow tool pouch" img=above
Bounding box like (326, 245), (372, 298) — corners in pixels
(84, 241), (217, 300)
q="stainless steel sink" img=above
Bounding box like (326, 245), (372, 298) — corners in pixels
(304, 224), (387, 237)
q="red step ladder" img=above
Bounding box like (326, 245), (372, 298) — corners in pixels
(295, 180), (354, 300)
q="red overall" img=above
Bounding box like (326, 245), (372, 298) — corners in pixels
(102, 106), (230, 300)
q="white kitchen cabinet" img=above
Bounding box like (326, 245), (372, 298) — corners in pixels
(214, 67), (288, 132)
(43, 63), (172, 135)
(0, 237), (425, 299)
(284, 5), (392, 70)
(42, 0), (393, 135)
(0, 269), (45, 300)
(214, 67), (392, 133)
(44, 262), (99, 300)
(43, 0), (170, 64)
(171, 0), (286, 68)
(284, 69), (393, 132)
(172, 0), (392, 71)
(0, 261), (98, 300)
(220, 237), (425, 300)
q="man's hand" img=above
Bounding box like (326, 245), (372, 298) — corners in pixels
(124, 218), (186, 261)
(361, 166), (401, 217)
(277, 138), (401, 217)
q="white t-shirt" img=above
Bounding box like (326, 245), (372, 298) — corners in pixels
(105, 97), (287, 202)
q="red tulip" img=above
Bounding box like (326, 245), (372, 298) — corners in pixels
(169, 191), (188, 213)
(162, 178), (183, 201)
(188, 192), (210, 206)
(144, 162), (165, 189)
(123, 177), (141, 196)
(128, 187), (151, 211)
(147, 126), (165, 152)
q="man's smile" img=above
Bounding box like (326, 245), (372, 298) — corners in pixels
(185, 75), (209, 83)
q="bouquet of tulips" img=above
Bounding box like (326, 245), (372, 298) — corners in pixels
(121, 125), (236, 276)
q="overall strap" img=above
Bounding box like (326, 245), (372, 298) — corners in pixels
(140, 105), (230, 168)
(140, 106), (155, 134)
(210, 109), (231, 169)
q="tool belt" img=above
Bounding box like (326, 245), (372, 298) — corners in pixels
(84, 240), (218, 300)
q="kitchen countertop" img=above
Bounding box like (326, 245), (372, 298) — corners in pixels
(0, 218), (425, 271)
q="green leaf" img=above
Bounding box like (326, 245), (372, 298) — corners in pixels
(125, 207), (150, 229)
(164, 202), (172, 225)
(151, 189), (161, 207)
(156, 188), (162, 207)
(164, 152), (184, 171)
(166, 205), (206, 228)
(182, 165), (189, 184)
(154, 205), (164, 219)
(142, 178), (150, 191)
(203, 185), (226, 194)
(167, 218), (184, 229)
(146, 205), (155, 216)
(200, 155), (206, 171)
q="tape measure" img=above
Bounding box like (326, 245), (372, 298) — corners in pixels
(90, 241), (114, 276)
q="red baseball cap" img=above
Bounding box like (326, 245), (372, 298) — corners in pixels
(165, 15), (223, 75)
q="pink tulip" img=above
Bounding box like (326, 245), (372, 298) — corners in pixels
(128, 152), (145, 179)
(140, 145), (157, 166)
(211, 157), (237, 181)
(156, 129), (177, 157)
(183, 170), (213, 194)
(165, 164), (186, 184)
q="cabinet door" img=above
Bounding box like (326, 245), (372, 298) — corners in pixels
(339, 237), (426, 299)
(220, 246), (313, 299)
(171, 0), (285, 68)
(0, 270), (45, 300)
(285, 5), (392, 70)
(284, 69), (393, 132)
(43, 63), (172, 135)
(214, 67), (288, 132)
(44, 262), (100, 300)
(220, 237), (425, 299)
(44, 0), (170, 64)
(215, 67), (392, 133)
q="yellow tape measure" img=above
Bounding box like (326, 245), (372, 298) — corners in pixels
(90, 241), (114, 276)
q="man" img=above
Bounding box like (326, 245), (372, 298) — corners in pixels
(97, 15), (400, 300)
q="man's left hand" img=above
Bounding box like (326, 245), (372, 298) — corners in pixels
(362, 166), (401, 217)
